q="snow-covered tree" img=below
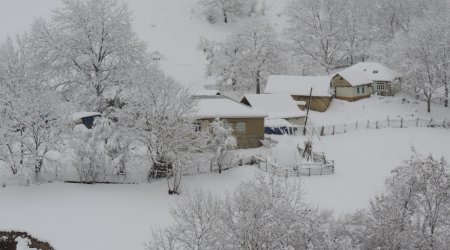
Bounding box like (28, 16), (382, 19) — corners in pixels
(199, 0), (259, 23)
(200, 16), (283, 93)
(209, 118), (236, 174)
(0, 35), (67, 182)
(285, 0), (347, 73)
(30, 0), (146, 112)
(149, 174), (350, 249)
(397, 8), (450, 113)
(340, 0), (371, 65)
(147, 190), (222, 250)
(364, 152), (450, 249)
(119, 68), (209, 194)
(71, 117), (129, 183)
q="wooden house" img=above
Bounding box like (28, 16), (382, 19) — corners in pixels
(265, 75), (332, 112)
(193, 95), (266, 149)
(335, 62), (402, 97)
(331, 70), (373, 101)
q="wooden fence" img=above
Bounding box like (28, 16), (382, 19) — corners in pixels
(296, 117), (449, 137)
(254, 155), (335, 178)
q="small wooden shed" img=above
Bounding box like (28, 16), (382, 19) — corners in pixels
(265, 75), (333, 112)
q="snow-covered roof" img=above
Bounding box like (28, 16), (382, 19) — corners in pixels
(193, 95), (266, 119)
(336, 70), (372, 87)
(265, 118), (297, 128)
(265, 75), (332, 97)
(194, 89), (221, 96)
(71, 112), (102, 122)
(339, 62), (401, 83)
(241, 94), (306, 119)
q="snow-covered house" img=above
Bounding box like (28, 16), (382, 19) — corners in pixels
(240, 94), (306, 126)
(241, 94), (307, 135)
(331, 70), (373, 101)
(333, 62), (402, 97)
(193, 95), (267, 149)
(265, 75), (333, 112)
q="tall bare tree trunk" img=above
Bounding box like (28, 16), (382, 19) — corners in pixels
(427, 98), (431, 113)
(445, 83), (448, 107)
(256, 69), (261, 94)
(223, 9), (228, 23)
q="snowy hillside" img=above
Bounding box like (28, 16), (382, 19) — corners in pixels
(0, 0), (289, 91)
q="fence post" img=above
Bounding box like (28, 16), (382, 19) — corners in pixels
(332, 125), (335, 135)
(376, 120), (379, 129)
(285, 169), (288, 178)
(320, 125), (324, 136)
(308, 168), (311, 176)
(387, 116), (390, 127)
(401, 117), (403, 128)
(416, 117), (419, 127)
(428, 118), (433, 127)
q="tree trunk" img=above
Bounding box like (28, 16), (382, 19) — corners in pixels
(427, 98), (431, 113)
(445, 83), (448, 107)
(256, 69), (261, 94)
(223, 9), (228, 23)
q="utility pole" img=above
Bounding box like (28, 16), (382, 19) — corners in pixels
(303, 87), (313, 136)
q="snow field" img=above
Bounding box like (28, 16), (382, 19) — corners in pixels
(1, 127), (450, 249)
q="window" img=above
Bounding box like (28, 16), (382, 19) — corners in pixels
(193, 122), (202, 132)
(235, 122), (246, 134)
(375, 82), (385, 91)
(361, 86), (365, 94)
(357, 87), (360, 94)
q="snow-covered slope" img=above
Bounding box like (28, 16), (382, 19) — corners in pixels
(0, 0), (289, 91)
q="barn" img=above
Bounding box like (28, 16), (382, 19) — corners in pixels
(193, 95), (266, 149)
(265, 75), (332, 112)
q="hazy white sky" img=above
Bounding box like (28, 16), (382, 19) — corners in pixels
(0, 0), (60, 41)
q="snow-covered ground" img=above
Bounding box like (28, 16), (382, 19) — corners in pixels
(1, 127), (450, 250)
(309, 94), (450, 126)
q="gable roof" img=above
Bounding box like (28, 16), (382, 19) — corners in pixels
(265, 75), (332, 97)
(193, 95), (266, 119)
(335, 70), (373, 87)
(339, 62), (401, 83)
(241, 94), (306, 119)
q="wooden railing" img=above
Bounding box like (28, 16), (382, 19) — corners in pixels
(296, 117), (449, 137)
(254, 155), (335, 177)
